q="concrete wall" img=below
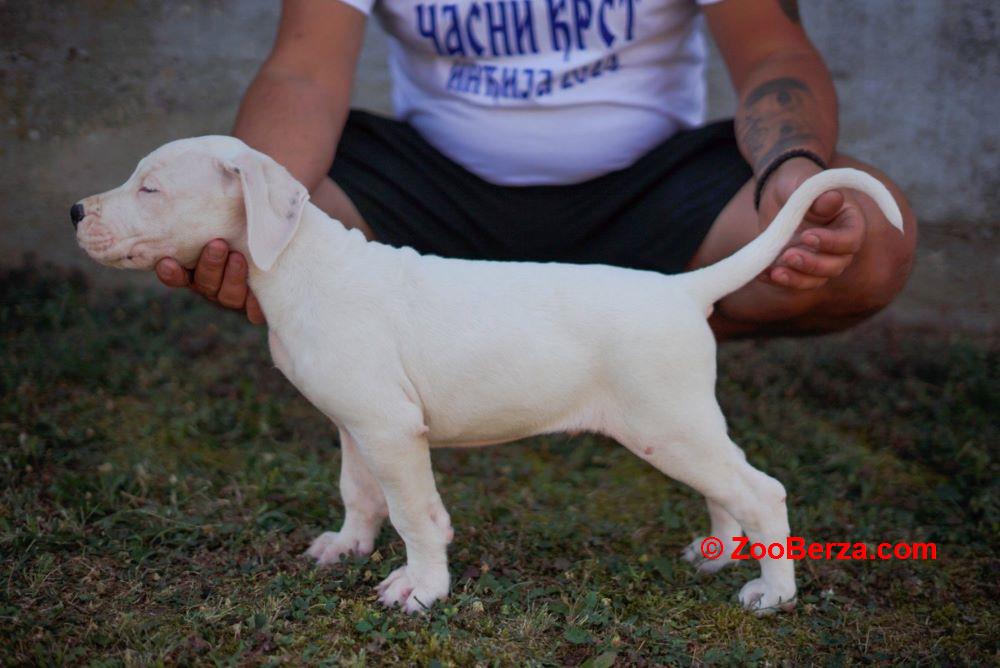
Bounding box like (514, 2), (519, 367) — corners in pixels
(705, 1), (1000, 226)
(2, 1), (997, 327)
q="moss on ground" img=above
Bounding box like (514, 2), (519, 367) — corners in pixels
(1, 265), (997, 665)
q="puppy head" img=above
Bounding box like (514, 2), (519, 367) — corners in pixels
(73, 136), (308, 271)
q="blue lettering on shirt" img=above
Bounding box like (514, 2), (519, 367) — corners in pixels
(546, 0), (572, 58)
(486, 2), (513, 56)
(417, 1), (635, 99)
(572, 0), (592, 51)
(446, 54), (618, 101)
(416, 4), (443, 55)
(466, 4), (485, 56)
(442, 5), (466, 56)
(511, 1), (540, 55)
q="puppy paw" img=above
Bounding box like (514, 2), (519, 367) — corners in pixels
(305, 530), (373, 566)
(738, 577), (796, 616)
(681, 536), (737, 575)
(376, 564), (450, 614)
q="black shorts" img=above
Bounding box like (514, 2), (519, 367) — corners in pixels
(330, 110), (751, 274)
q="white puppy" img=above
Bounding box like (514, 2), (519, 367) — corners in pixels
(75, 136), (903, 615)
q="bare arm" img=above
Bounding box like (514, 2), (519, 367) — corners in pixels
(156, 0), (366, 322)
(705, 0), (863, 296)
(702, 0), (915, 330)
(705, 0), (837, 175)
(233, 0), (366, 190)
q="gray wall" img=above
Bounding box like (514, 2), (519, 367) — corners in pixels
(705, 1), (999, 228)
(2, 1), (997, 276)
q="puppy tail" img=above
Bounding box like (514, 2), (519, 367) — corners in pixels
(680, 168), (904, 307)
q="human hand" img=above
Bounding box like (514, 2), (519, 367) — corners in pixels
(757, 158), (867, 291)
(154, 239), (266, 324)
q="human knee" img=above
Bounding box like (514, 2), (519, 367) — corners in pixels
(860, 196), (916, 314)
(833, 154), (917, 303)
(794, 164), (916, 324)
(855, 252), (912, 318)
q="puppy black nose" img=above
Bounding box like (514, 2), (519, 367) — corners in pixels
(70, 203), (85, 228)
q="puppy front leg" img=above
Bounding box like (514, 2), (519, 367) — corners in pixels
(306, 428), (387, 564)
(354, 426), (452, 614)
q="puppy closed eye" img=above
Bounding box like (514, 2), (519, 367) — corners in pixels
(139, 186), (159, 194)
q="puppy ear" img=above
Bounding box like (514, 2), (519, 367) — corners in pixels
(222, 152), (308, 271)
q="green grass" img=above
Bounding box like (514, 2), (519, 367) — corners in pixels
(1, 264), (997, 665)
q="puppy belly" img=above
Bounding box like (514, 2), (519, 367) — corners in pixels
(424, 399), (603, 448)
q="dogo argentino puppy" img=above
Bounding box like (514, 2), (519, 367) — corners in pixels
(74, 136), (903, 615)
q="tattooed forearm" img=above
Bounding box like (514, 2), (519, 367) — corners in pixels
(730, 5), (838, 180)
(736, 76), (824, 174)
(743, 77), (808, 107)
(778, 0), (800, 24)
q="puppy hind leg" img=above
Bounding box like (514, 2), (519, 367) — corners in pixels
(726, 462), (796, 615)
(306, 428), (388, 565)
(621, 415), (795, 615)
(681, 499), (743, 574)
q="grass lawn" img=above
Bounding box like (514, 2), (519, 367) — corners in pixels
(1, 265), (997, 666)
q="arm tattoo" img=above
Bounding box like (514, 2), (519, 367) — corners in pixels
(778, 0), (800, 23)
(737, 76), (821, 174)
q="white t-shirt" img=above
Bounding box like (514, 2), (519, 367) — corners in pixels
(339, 0), (722, 185)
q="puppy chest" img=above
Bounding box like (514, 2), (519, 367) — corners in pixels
(268, 330), (294, 378)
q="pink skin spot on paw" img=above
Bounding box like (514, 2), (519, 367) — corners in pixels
(644, 447), (654, 456)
